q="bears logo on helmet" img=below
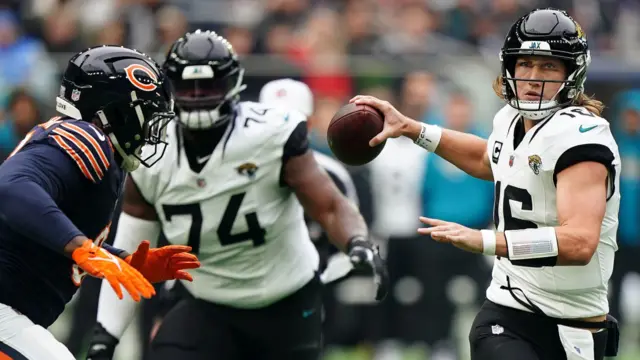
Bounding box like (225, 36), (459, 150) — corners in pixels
(124, 64), (158, 92)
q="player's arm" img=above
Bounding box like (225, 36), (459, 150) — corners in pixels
(0, 146), (90, 255)
(283, 122), (388, 300)
(351, 95), (493, 180)
(491, 158), (611, 266)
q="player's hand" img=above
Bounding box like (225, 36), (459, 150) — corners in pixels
(85, 323), (118, 360)
(126, 240), (201, 283)
(350, 95), (419, 147)
(347, 237), (389, 301)
(418, 217), (483, 254)
(72, 240), (155, 301)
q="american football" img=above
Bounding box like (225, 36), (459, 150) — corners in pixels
(327, 103), (386, 166)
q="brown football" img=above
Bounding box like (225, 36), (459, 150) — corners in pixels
(327, 103), (386, 166)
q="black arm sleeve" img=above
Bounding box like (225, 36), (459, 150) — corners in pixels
(553, 143), (615, 186)
(279, 121), (309, 186)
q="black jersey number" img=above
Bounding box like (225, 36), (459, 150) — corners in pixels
(493, 181), (538, 231)
(162, 192), (266, 255)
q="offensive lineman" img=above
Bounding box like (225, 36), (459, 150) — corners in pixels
(0, 46), (199, 359)
(353, 8), (620, 360)
(87, 30), (388, 360)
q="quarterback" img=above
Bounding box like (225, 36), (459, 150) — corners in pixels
(87, 31), (388, 360)
(354, 8), (620, 360)
(0, 46), (198, 359)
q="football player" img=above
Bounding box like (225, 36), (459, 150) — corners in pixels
(87, 30), (388, 360)
(0, 45), (200, 359)
(352, 8), (620, 360)
(259, 78), (360, 277)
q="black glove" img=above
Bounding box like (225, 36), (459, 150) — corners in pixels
(347, 236), (389, 301)
(85, 323), (119, 360)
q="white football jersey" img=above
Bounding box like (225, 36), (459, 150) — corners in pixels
(131, 101), (319, 308)
(485, 105), (621, 319)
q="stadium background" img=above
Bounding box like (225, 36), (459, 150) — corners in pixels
(0, 0), (639, 359)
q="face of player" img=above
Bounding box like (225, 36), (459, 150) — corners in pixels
(513, 56), (567, 102)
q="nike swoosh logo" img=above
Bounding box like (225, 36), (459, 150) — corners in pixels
(579, 125), (598, 133)
(196, 155), (211, 164)
(90, 125), (106, 141)
(302, 309), (316, 318)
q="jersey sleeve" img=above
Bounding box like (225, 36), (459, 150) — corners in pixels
(541, 109), (620, 194)
(48, 121), (113, 184)
(0, 143), (85, 253)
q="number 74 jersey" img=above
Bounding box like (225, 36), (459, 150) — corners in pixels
(485, 105), (621, 318)
(130, 102), (319, 308)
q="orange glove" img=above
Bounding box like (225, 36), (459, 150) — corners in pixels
(72, 240), (156, 301)
(125, 240), (201, 283)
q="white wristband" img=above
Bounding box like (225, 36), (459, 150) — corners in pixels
(414, 123), (442, 152)
(481, 230), (497, 256)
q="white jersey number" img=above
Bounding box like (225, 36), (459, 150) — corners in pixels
(161, 192), (266, 253)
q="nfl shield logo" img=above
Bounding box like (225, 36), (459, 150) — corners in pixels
(509, 155), (515, 167)
(71, 89), (81, 101)
(196, 178), (206, 188)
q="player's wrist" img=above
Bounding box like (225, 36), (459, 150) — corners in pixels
(65, 235), (91, 257)
(413, 122), (442, 152)
(480, 230), (497, 255)
(347, 235), (370, 253)
(401, 118), (423, 141)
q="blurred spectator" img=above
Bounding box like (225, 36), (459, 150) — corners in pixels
(0, 9), (57, 103)
(40, 4), (82, 52)
(94, 19), (126, 47)
(342, 0), (378, 55)
(151, 5), (189, 55)
(0, 88), (41, 161)
(224, 26), (254, 56)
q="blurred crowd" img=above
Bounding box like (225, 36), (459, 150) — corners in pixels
(0, 0), (639, 359)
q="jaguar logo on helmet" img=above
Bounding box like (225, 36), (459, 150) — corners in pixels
(124, 64), (158, 92)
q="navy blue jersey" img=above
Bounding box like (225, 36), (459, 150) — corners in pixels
(0, 117), (125, 327)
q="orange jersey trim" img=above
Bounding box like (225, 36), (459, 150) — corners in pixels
(52, 128), (104, 180)
(50, 135), (97, 183)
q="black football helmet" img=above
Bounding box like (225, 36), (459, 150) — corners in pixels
(56, 45), (175, 171)
(162, 29), (246, 129)
(499, 8), (590, 120)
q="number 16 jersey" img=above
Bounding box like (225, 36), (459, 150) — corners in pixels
(130, 102), (319, 308)
(485, 105), (621, 319)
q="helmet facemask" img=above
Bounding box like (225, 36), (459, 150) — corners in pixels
(172, 65), (246, 129)
(500, 43), (590, 120)
(96, 91), (174, 171)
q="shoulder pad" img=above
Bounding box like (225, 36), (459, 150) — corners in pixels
(492, 105), (519, 130)
(48, 119), (114, 183)
(538, 107), (617, 171)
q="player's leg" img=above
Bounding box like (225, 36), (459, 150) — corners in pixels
(242, 275), (324, 360)
(0, 303), (75, 360)
(147, 297), (241, 360)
